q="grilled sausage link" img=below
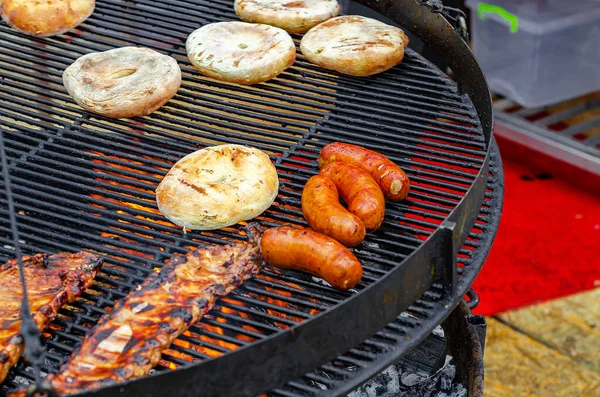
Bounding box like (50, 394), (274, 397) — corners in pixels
(318, 142), (410, 201)
(320, 162), (386, 231)
(301, 174), (366, 247)
(260, 227), (363, 291)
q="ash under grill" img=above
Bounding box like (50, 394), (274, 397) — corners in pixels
(0, 0), (496, 396)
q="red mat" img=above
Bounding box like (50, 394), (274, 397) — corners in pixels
(472, 137), (600, 315)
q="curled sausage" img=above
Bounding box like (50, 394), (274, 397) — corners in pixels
(320, 162), (385, 231)
(318, 142), (410, 201)
(301, 174), (366, 247)
(260, 227), (363, 291)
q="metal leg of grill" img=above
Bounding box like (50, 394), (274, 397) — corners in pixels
(444, 301), (486, 397)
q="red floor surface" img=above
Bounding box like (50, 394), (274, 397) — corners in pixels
(472, 137), (600, 315)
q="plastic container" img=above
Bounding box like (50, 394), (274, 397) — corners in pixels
(465, 0), (600, 108)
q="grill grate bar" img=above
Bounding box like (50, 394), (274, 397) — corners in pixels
(253, 277), (341, 305)
(278, 157), (475, 192)
(209, 310), (279, 335)
(178, 333), (241, 352)
(283, 70), (477, 117)
(281, 381), (325, 395)
(278, 179), (463, 208)
(214, 302), (299, 327)
(243, 284), (329, 312)
(0, 218), (165, 269)
(278, 161), (474, 194)
(259, 269), (353, 299)
(297, 133), (484, 164)
(100, 0), (236, 27)
(280, 153), (478, 182)
(0, 197), (187, 255)
(200, 317), (270, 339)
(167, 344), (213, 361)
(0, 98), (483, 173)
(0, 93), (301, 153)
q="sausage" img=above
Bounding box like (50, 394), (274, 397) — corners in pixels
(260, 227), (363, 291)
(320, 162), (385, 231)
(301, 174), (366, 247)
(318, 142), (410, 201)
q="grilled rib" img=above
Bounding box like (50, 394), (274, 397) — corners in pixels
(47, 224), (263, 395)
(0, 252), (103, 384)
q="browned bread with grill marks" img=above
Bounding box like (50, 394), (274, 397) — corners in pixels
(1, 0), (95, 37)
(156, 144), (279, 231)
(63, 47), (181, 119)
(186, 22), (296, 85)
(234, 0), (340, 34)
(300, 15), (409, 76)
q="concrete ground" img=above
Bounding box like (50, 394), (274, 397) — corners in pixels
(483, 288), (600, 396)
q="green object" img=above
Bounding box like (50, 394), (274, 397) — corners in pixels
(478, 3), (519, 33)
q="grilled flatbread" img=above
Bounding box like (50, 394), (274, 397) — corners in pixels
(234, 0), (340, 34)
(1, 0), (95, 37)
(63, 47), (181, 119)
(186, 22), (296, 85)
(300, 15), (409, 76)
(156, 144), (279, 231)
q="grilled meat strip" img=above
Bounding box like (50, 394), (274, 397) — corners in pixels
(0, 252), (103, 384)
(47, 224), (263, 395)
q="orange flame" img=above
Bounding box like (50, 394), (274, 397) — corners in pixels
(159, 359), (181, 369)
(90, 194), (161, 216)
(264, 286), (292, 297)
(222, 298), (244, 307)
(89, 151), (166, 179)
(236, 333), (256, 343)
(257, 275), (302, 290)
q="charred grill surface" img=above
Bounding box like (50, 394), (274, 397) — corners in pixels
(0, 252), (103, 384)
(45, 225), (263, 395)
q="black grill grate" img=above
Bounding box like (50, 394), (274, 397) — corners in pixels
(0, 0), (491, 395)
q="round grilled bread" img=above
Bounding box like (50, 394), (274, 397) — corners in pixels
(156, 144), (279, 231)
(300, 15), (409, 77)
(63, 47), (181, 119)
(186, 22), (296, 85)
(1, 0), (95, 37)
(234, 0), (340, 34)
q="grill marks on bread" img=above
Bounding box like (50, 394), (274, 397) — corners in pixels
(63, 47), (181, 118)
(234, 0), (339, 34)
(156, 144), (279, 231)
(300, 15), (408, 76)
(186, 22), (295, 85)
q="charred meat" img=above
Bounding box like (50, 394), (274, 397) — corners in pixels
(0, 252), (103, 384)
(47, 224), (263, 395)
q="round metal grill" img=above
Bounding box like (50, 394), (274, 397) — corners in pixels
(0, 0), (495, 396)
